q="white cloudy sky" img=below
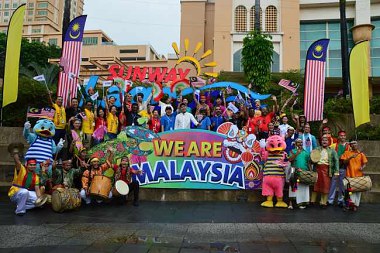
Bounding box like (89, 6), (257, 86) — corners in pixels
(83, 0), (181, 56)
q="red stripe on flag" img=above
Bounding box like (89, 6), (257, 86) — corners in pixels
(304, 60), (326, 122)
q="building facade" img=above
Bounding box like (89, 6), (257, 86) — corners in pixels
(0, 0), (84, 44)
(180, 0), (380, 77)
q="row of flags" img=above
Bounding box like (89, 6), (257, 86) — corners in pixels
(0, 5), (370, 127)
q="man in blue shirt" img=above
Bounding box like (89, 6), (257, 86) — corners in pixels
(197, 108), (211, 130)
(210, 106), (225, 131)
(160, 106), (176, 132)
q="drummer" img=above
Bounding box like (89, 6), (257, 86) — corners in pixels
(81, 147), (114, 204)
(310, 135), (339, 209)
(114, 156), (143, 206)
(340, 141), (368, 211)
(287, 138), (311, 209)
(52, 159), (83, 189)
(8, 153), (42, 216)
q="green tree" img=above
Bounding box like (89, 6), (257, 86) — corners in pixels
(0, 77), (55, 126)
(20, 62), (59, 87)
(241, 30), (274, 93)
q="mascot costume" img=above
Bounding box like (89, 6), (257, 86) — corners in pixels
(260, 135), (288, 208)
(23, 119), (64, 181)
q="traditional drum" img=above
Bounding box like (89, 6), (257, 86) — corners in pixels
(51, 188), (81, 212)
(35, 194), (48, 207)
(90, 175), (112, 199)
(343, 176), (372, 192)
(298, 171), (318, 185)
(310, 149), (321, 163)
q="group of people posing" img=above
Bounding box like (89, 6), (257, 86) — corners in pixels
(8, 81), (369, 215)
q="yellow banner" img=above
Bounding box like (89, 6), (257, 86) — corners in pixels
(349, 41), (370, 127)
(2, 4), (26, 107)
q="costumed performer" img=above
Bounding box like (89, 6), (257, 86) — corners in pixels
(340, 141), (368, 211)
(288, 138), (310, 209)
(260, 135), (288, 208)
(80, 147), (114, 204)
(310, 135), (339, 208)
(8, 153), (42, 216)
(114, 156), (144, 206)
(23, 119), (64, 184)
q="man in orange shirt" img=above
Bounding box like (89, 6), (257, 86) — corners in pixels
(340, 141), (368, 210)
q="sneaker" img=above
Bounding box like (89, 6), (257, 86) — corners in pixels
(288, 205), (293, 210)
(16, 212), (25, 216)
(299, 206), (306, 209)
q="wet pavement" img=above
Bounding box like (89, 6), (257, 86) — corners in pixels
(0, 199), (380, 252)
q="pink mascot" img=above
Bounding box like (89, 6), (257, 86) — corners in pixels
(260, 135), (288, 208)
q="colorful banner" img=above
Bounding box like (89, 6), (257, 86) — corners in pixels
(27, 107), (55, 120)
(126, 124), (262, 190)
(349, 41), (370, 127)
(2, 4), (26, 107)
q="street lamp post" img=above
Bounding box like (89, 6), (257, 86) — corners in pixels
(340, 0), (350, 97)
(254, 0), (260, 32)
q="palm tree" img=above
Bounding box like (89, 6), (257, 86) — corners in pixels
(20, 62), (59, 86)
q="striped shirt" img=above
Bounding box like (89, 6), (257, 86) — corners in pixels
(263, 152), (285, 177)
(25, 136), (53, 163)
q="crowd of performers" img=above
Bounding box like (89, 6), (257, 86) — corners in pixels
(8, 81), (368, 215)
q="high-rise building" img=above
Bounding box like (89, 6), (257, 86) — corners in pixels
(0, 0), (84, 44)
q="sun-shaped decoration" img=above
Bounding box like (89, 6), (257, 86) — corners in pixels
(72, 23), (80, 32)
(172, 38), (218, 78)
(315, 44), (323, 52)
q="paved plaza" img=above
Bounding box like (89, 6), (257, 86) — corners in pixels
(1, 198), (380, 253)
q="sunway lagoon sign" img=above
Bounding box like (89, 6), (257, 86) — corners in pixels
(126, 124), (263, 190)
(107, 39), (218, 84)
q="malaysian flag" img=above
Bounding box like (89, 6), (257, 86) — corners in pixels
(278, 79), (299, 93)
(27, 107), (55, 120)
(57, 15), (87, 107)
(304, 39), (329, 122)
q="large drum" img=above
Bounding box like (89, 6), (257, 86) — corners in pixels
(90, 175), (112, 199)
(298, 171), (318, 185)
(51, 188), (81, 213)
(343, 176), (372, 192)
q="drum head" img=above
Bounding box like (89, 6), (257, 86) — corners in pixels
(310, 150), (321, 163)
(115, 180), (129, 195)
(35, 195), (48, 207)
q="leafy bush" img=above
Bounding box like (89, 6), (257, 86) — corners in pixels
(355, 123), (380, 140)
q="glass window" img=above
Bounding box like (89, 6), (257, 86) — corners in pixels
(37, 10), (47, 16)
(37, 2), (48, 8)
(300, 21), (354, 77)
(32, 28), (41, 33)
(3, 19), (9, 23)
(120, 49), (138, 54)
(12, 2), (18, 9)
(265, 6), (277, 32)
(371, 19), (380, 77)
(48, 38), (57, 45)
(235, 5), (247, 32)
(4, 11), (9, 16)
(28, 3), (34, 8)
(83, 37), (98, 45)
(4, 3), (10, 9)
(272, 51), (280, 72)
(28, 10), (33, 16)
(233, 49), (243, 72)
